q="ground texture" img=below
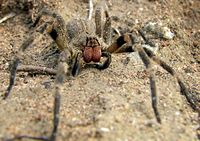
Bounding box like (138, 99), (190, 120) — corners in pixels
(0, 0), (200, 141)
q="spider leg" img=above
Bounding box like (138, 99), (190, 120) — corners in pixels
(4, 51), (69, 141)
(95, 3), (103, 38)
(49, 91), (61, 141)
(144, 48), (200, 113)
(134, 43), (161, 123)
(100, 52), (112, 69)
(4, 135), (49, 141)
(16, 51), (81, 77)
(106, 33), (161, 123)
(107, 32), (161, 122)
(3, 22), (49, 99)
(102, 8), (112, 44)
(4, 9), (74, 99)
(87, 0), (93, 20)
(71, 52), (82, 77)
(46, 50), (71, 141)
(95, 1), (111, 44)
(17, 65), (57, 75)
(38, 10), (79, 76)
(3, 58), (19, 99)
(106, 34), (135, 53)
(33, 9), (71, 51)
(139, 29), (200, 113)
(3, 34), (35, 99)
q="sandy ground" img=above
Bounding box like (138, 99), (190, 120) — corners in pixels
(0, 0), (200, 141)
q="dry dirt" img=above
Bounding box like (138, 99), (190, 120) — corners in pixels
(0, 0), (200, 141)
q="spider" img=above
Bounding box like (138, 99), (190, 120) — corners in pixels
(3, 1), (199, 141)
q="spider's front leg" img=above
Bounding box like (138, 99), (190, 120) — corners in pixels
(3, 22), (49, 99)
(138, 29), (200, 113)
(95, 7), (162, 121)
(106, 32), (162, 123)
(3, 9), (81, 99)
(4, 42), (74, 141)
(3, 10), (73, 141)
(35, 10), (82, 76)
(106, 34), (135, 53)
(133, 43), (161, 123)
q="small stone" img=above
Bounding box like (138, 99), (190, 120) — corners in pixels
(112, 16), (120, 22)
(99, 127), (110, 132)
(162, 26), (174, 40)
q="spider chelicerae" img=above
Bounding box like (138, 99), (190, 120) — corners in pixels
(3, 1), (199, 141)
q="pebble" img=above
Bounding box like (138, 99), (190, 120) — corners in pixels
(143, 21), (175, 40)
(99, 127), (110, 132)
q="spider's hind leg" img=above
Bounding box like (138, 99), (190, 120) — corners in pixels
(95, 3), (103, 38)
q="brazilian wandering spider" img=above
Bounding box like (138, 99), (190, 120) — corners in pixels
(2, 0), (199, 141)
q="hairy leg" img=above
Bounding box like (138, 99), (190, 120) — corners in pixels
(106, 32), (162, 123)
(134, 43), (161, 123)
(4, 34), (35, 99)
(106, 34), (135, 53)
(71, 52), (82, 77)
(95, 1), (111, 44)
(87, 0), (93, 20)
(3, 9), (73, 99)
(33, 9), (70, 51)
(103, 8), (112, 44)
(95, 3), (103, 38)
(139, 28), (200, 113)
(144, 48), (200, 113)
(3, 50), (71, 141)
(3, 22), (49, 99)
(17, 65), (57, 75)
